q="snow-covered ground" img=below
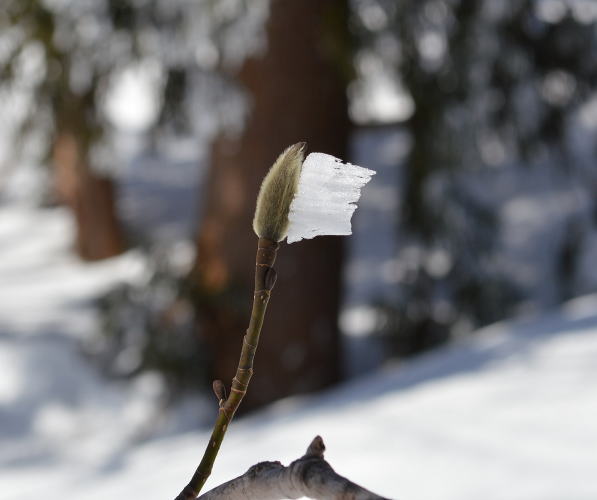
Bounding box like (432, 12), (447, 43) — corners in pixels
(1, 200), (596, 499)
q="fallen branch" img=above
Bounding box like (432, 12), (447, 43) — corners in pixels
(198, 436), (392, 500)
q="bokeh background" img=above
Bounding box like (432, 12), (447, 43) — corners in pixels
(1, 1), (597, 499)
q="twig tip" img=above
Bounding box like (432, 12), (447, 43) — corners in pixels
(306, 435), (326, 458)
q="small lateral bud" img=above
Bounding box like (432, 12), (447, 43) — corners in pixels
(253, 142), (306, 242)
(212, 380), (227, 403)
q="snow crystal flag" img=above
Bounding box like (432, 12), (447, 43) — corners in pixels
(253, 143), (375, 243)
(286, 152), (375, 243)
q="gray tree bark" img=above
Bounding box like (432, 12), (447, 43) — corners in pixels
(198, 437), (392, 500)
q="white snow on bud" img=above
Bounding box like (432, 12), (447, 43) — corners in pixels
(286, 153), (375, 244)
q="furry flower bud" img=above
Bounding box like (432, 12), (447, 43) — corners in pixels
(253, 142), (305, 242)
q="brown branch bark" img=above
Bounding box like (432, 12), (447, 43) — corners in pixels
(175, 238), (279, 499)
(197, 436), (392, 500)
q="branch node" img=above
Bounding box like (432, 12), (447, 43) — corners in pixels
(232, 375), (250, 389)
(242, 336), (257, 349)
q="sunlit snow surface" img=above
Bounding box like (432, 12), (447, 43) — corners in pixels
(286, 153), (375, 243)
(1, 203), (597, 499)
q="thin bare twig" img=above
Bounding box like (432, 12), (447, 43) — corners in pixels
(175, 238), (279, 499)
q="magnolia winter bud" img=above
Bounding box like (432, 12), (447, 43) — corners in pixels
(253, 142), (305, 242)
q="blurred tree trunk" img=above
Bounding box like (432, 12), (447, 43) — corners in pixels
(52, 91), (125, 261)
(193, 0), (350, 410)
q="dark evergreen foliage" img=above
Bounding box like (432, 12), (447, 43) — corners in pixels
(353, 0), (597, 354)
